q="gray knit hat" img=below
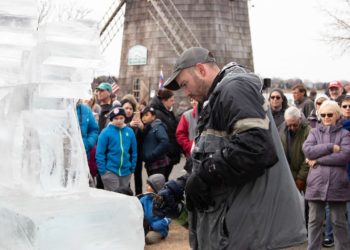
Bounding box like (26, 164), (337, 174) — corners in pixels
(147, 174), (165, 193)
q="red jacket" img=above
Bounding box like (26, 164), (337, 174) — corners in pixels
(176, 107), (197, 158)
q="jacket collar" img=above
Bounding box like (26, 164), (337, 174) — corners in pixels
(317, 120), (343, 133)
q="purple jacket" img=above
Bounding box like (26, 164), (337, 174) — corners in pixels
(302, 121), (350, 201)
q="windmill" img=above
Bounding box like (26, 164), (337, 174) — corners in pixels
(100, 0), (201, 54)
(99, 0), (253, 103)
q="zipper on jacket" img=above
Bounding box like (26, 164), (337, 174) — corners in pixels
(118, 129), (124, 176)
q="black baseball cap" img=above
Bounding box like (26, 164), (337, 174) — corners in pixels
(163, 47), (216, 90)
(141, 106), (156, 117)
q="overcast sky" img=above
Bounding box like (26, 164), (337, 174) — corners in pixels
(249, 0), (349, 82)
(82, 0), (349, 83)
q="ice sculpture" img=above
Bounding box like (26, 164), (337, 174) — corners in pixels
(0, 1), (144, 249)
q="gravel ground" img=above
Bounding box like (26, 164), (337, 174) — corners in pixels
(145, 221), (190, 250)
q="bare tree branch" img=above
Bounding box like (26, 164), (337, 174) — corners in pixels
(37, 0), (93, 29)
(322, 0), (350, 53)
(37, 0), (51, 29)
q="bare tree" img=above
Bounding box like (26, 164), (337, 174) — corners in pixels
(37, 0), (92, 29)
(37, 0), (51, 30)
(55, 1), (92, 22)
(322, 0), (350, 53)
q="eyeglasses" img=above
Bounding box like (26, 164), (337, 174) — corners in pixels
(320, 113), (334, 118)
(316, 102), (323, 106)
(270, 96), (281, 100)
(342, 105), (350, 109)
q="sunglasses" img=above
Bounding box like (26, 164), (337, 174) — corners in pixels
(342, 105), (350, 109)
(316, 102), (323, 105)
(270, 96), (281, 100)
(320, 113), (334, 118)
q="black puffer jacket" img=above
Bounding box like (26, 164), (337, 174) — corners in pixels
(98, 103), (112, 134)
(149, 96), (182, 165)
(194, 68), (278, 187)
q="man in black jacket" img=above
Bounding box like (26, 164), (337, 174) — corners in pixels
(154, 47), (307, 249)
(95, 82), (114, 189)
(96, 82), (113, 134)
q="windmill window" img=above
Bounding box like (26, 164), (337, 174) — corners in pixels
(133, 79), (140, 102)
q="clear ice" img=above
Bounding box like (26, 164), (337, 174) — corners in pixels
(0, 1), (144, 249)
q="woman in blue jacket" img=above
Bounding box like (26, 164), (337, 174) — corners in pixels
(76, 102), (98, 158)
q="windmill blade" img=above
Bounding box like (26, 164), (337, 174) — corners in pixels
(99, 0), (126, 52)
(147, 0), (201, 55)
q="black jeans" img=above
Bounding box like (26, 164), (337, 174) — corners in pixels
(134, 159), (143, 195)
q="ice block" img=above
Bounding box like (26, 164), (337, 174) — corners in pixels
(0, 1), (145, 249)
(0, 187), (145, 250)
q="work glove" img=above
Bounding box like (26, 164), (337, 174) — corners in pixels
(198, 156), (221, 185)
(185, 172), (214, 212)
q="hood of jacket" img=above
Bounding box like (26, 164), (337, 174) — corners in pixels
(149, 96), (169, 114)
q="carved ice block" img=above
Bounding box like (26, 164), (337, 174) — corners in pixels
(0, 188), (145, 250)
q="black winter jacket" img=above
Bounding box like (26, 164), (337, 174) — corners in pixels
(149, 96), (182, 165)
(141, 119), (169, 164)
(187, 64), (306, 250)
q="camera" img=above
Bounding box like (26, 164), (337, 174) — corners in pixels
(263, 78), (271, 90)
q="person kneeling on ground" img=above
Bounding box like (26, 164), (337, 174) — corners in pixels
(139, 174), (171, 245)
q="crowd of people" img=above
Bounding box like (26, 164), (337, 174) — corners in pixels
(268, 80), (350, 249)
(77, 81), (189, 244)
(76, 47), (350, 249)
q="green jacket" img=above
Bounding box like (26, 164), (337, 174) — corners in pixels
(279, 122), (310, 182)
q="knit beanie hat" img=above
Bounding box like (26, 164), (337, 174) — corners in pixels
(147, 174), (165, 193)
(109, 106), (126, 121)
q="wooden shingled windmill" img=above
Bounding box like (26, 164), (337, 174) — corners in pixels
(99, 0), (254, 103)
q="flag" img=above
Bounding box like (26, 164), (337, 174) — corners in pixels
(111, 82), (120, 94)
(159, 69), (164, 90)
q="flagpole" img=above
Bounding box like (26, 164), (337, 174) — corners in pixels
(159, 64), (164, 90)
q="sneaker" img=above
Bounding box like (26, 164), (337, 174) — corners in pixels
(145, 231), (163, 245)
(322, 238), (334, 247)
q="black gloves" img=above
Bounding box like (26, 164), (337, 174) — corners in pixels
(185, 172), (214, 212)
(153, 156), (218, 214)
(197, 156), (222, 185)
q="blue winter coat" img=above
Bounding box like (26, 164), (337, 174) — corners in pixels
(302, 121), (350, 201)
(140, 193), (171, 238)
(142, 119), (169, 163)
(76, 103), (98, 157)
(96, 124), (137, 176)
(342, 119), (350, 180)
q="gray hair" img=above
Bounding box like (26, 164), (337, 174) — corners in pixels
(284, 106), (302, 120)
(319, 100), (341, 115)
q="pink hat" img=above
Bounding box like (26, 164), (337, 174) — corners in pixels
(328, 80), (342, 89)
